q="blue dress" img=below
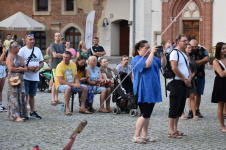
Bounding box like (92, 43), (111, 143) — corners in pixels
(132, 55), (162, 104)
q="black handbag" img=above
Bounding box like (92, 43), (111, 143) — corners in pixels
(128, 73), (141, 109)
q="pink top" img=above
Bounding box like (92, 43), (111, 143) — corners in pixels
(70, 48), (76, 56)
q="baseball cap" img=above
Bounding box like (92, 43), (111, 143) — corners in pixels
(44, 55), (50, 60)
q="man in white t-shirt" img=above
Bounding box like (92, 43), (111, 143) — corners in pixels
(168, 34), (192, 139)
(18, 34), (44, 119)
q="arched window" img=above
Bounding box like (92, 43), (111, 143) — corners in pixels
(65, 27), (81, 49)
(183, 2), (200, 18)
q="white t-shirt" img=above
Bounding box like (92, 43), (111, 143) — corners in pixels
(18, 46), (44, 81)
(169, 49), (189, 80)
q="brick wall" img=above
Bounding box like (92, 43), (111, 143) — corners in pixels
(161, 0), (213, 52)
(0, 0), (105, 50)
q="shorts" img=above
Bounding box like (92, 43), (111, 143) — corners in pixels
(196, 77), (205, 95)
(0, 65), (6, 78)
(139, 103), (155, 118)
(57, 84), (85, 93)
(51, 69), (56, 83)
(92, 86), (106, 94)
(24, 79), (39, 96)
(168, 80), (188, 118)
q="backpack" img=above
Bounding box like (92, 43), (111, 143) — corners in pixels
(161, 49), (179, 79)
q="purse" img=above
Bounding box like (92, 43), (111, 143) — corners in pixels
(9, 76), (21, 87)
(128, 73), (141, 109)
(99, 80), (111, 87)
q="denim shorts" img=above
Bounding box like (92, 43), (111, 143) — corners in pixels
(92, 86), (106, 94)
(24, 79), (39, 96)
(196, 77), (205, 95)
(57, 84), (85, 93)
(0, 65), (6, 78)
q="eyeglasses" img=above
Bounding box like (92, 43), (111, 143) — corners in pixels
(180, 40), (188, 43)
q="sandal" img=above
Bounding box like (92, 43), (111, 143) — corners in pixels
(79, 108), (91, 114)
(168, 133), (182, 139)
(55, 100), (62, 104)
(15, 117), (24, 123)
(51, 101), (57, 106)
(106, 108), (113, 112)
(193, 116), (199, 121)
(132, 136), (146, 144)
(99, 108), (109, 113)
(181, 115), (187, 120)
(142, 136), (156, 142)
(65, 111), (72, 116)
(175, 130), (186, 136)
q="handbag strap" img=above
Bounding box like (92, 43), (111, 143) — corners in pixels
(26, 46), (35, 66)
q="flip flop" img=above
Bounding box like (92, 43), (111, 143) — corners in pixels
(99, 108), (109, 113)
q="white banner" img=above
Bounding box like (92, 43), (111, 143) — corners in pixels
(85, 10), (95, 49)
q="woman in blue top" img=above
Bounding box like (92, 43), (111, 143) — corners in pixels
(131, 40), (166, 143)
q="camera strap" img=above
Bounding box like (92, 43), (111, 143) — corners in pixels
(26, 46), (35, 66)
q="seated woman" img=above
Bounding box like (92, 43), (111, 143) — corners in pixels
(76, 55), (95, 113)
(85, 56), (112, 113)
(6, 41), (28, 122)
(99, 57), (114, 92)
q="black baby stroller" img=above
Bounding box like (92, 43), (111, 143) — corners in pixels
(112, 72), (138, 116)
(38, 70), (51, 91)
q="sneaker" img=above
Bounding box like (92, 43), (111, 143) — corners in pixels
(196, 110), (203, 118)
(0, 105), (7, 112)
(30, 111), (42, 119)
(187, 110), (193, 119)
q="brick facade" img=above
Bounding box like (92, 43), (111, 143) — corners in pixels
(0, 0), (105, 50)
(161, 0), (213, 52)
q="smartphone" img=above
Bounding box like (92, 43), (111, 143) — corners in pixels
(157, 46), (163, 57)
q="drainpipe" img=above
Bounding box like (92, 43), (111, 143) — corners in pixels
(133, 0), (136, 46)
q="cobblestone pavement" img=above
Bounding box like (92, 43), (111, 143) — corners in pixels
(0, 63), (225, 150)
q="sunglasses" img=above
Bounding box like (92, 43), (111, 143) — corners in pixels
(27, 34), (34, 37)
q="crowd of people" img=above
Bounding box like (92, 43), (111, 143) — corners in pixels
(0, 33), (225, 142)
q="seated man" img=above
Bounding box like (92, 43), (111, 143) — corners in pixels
(115, 55), (132, 77)
(55, 51), (90, 115)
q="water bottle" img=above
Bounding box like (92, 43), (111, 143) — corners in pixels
(61, 103), (65, 113)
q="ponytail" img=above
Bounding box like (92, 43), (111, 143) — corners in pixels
(132, 40), (148, 57)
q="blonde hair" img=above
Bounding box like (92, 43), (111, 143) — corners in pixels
(87, 56), (97, 66)
(9, 41), (19, 53)
(78, 40), (85, 49)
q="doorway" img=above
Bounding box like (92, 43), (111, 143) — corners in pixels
(120, 20), (129, 56)
(183, 20), (199, 42)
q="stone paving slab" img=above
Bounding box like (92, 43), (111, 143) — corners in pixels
(0, 65), (225, 150)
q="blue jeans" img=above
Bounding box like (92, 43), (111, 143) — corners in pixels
(24, 79), (39, 96)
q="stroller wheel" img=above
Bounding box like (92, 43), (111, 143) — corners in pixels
(113, 107), (121, 114)
(38, 87), (46, 92)
(129, 109), (138, 117)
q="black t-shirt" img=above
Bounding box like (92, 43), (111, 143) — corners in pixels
(191, 47), (209, 78)
(91, 45), (105, 67)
